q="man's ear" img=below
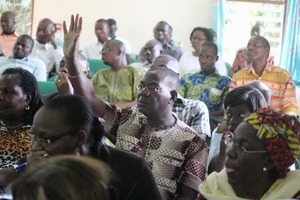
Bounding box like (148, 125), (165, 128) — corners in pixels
(169, 90), (177, 104)
(215, 55), (219, 62)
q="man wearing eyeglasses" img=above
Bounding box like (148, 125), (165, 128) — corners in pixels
(91, 39), (142, 109)
(64, 14), (208, 200)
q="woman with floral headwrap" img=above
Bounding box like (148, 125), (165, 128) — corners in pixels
(198, 108), (300, 200)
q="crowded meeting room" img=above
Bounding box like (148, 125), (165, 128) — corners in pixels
(0, 0), (299, 199)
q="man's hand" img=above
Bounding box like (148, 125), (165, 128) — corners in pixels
(63, 14), (82, 59)
(48, 34), (57, 49)
(56, 72), (74, 94)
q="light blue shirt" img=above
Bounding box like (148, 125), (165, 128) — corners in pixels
(0, 56), (47, 81)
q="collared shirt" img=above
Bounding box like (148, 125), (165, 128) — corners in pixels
(0, 56), (47, 81)
(179, 70), (231, 112)
(29, 40), (64, 77)
(230, 48), (275, 77)
(114, 35), (131, 54)
(173, 95), (211, 137)
(0, 32), (19, 57)
(102, 105), (207, 200)
(129, 61), (151, 77)
(91, 66), (142, 103)
(82, 40), (104, 60)
(231, 63), (298, 115)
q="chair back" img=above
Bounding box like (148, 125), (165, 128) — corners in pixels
(88, 59), (110, 75)
(38, 81), (58, 95)
(295, 158), (300, 170)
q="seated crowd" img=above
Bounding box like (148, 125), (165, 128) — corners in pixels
(0, 10), (298, 200)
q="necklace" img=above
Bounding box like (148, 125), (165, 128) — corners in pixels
(7, 122), (25, 129)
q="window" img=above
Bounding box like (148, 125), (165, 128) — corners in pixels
(223, 0), (286, 64)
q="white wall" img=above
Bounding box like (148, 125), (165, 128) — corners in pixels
(32, 0), (214, 54)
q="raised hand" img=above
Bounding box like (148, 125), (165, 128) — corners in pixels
(63, 14), (82, 59)
(56, 72), (74, 94)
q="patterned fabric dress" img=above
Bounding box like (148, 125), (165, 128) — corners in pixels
(0, 119), (32, 169)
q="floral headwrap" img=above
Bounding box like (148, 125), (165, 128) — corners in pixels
(244, 108), (300, 178)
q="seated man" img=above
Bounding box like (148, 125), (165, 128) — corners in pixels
(82, 19), (110, 60)
(151, 55), (211, 139)
(64, 14), (208, 200)
(229, 24), (275, 77)
(231, 35), (298, 115)
(29, 18), (64, 79)
(179, 42), (231, 117)
(92, 39), (142, 108)
(0, 34), (46, 81)
(107, 18), (132, 65)
(130, 39), (163, 76)
(0, 11), (18, 57)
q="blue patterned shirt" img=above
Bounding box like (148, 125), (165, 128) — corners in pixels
(179, 70), (231, 112)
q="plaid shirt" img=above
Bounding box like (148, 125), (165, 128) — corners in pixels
(103, 104), (208, 200)
(172, 95), (211, 137)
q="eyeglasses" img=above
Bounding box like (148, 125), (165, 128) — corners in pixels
(136, 84), (162, 93)
(29, 131), (75, 148)
(225, 135), (267, 154)
(191, 37), (207, 42)
(100, 47), (117, 53)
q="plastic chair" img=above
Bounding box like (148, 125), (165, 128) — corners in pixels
(88, 59), (110, 75)
(295, 158), (300, 170)
(48, 76), (57, 82)
(225, 62), (231, 76)
(38, 81), (58, 95)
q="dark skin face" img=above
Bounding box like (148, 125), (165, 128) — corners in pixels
(1, 12), (15, 34)
(225, 104), (251, 132)
(247, 36), (270, 64)
(199, 45), (218, 75)
(143, 41), (162, 64)
(36, 20), (55, 44)
(153, 23), (170, 45)
(13, 37), (33, 59)
(95, 22), (110, 43)
(191, 30), (207, 53)
(101, 42), (120, 66)
(0, 74), (30, 121)
(32, 107), (80, 156)
(109, 24), (117, 39)
(225, 122), (270, 186)
(136, 70), (174, 118)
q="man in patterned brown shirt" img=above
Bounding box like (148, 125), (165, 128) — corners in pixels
(64, 14), (208, 200)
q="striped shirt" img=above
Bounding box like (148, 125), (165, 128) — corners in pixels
(231, 63), (298, 115)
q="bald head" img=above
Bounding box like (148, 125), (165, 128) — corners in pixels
(36, 18), (55, 44)
(245, 80), (271, 104)
(251, 24), (265, 37)
(151, 55), (179, 75)
(143, 39), (163, 64)
(105, 39), (125, 53)
(1, 11), (15, 34)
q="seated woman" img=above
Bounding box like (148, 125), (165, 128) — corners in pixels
(199, 108), (300, 199)
(27, 94), (162, 200)
(207, 86), (268, 174)
(12, 155), (112, 200)
(0, 68), (43, 170)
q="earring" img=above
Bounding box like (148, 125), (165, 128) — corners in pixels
(263, 167), (267, 172)
(75, 147), (80, 156)
(24, 105), (30, 110)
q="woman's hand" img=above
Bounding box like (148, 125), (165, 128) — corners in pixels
(56, 72), (74, 95)
(27, 141), (49, 170)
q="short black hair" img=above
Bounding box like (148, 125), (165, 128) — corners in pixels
(95, 19), (108, 25)
(202, 41), (218, 56)
(224, 86), (268, 112)
(2, 68), (43, 125)
(147, 67), (179, 91)
(107, 19), (116, 26)
(19, 34), (34, 49)
(190, 27), (214, 42)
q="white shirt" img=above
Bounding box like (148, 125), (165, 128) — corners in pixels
(0, 56), (47, 81)
(114, 35), (131, 54)
(82, 40), (104, 60)
(207, 127), (223, 169)
(29, 40), (64, 77)
(179, 51), (227, 76)
(129, 62), (150, 77)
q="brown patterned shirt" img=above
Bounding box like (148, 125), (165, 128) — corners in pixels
(103, 104), (208, 200)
